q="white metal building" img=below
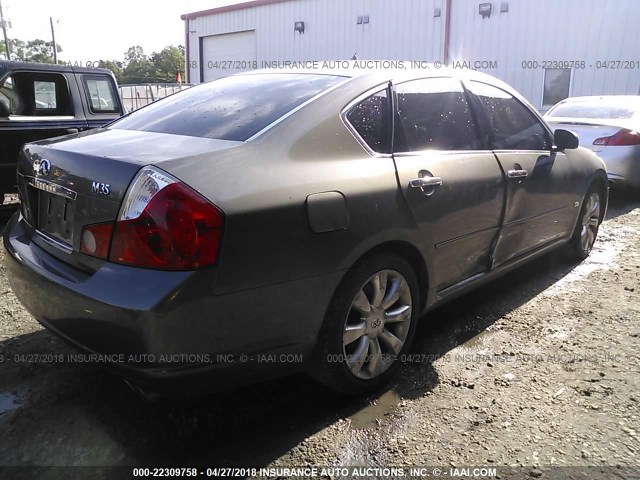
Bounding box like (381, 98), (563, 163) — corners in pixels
(181, 0), (640, 111)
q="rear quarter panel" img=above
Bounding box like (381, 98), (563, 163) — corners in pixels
(159, 76), (424, 297)
(565, 146), (609, 218)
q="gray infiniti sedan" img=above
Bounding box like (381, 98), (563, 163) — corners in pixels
(3, 67), (608, 396)
(544, 95), (640, 188)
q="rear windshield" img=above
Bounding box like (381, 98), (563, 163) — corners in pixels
(547, 102), (637, 120)
(110, 73), (345, 141)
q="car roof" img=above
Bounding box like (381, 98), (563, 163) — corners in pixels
(236, 64), (518, 94)
(546, 95), (640, 121)
(0, 60), (113, 76)
(234, 64), (531, 112)
(239, 63), (498, 81)
(555, 95), (640, 104)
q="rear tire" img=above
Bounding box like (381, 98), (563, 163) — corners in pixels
(310, 253), (419, 395)
(568, 185), (602, 260)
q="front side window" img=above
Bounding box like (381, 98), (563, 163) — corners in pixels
(84, 77), (118, 113)
(467, 81), (551, 151)
(346, 89), (390, 153)
(394, 77), (482, 152)
(112, 73), (346, 141)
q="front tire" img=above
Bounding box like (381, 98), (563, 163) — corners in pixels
(568, 186), (602, 260)
(311, 253), (420, 395)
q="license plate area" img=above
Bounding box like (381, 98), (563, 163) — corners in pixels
(37, 191), (75, 246)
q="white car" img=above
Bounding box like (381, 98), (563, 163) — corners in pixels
(544, 96), (640, 188)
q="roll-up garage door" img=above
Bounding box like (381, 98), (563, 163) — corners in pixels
(200, 30), (257, 82)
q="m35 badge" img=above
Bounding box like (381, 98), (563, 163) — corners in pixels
(92, 181), (111, 195)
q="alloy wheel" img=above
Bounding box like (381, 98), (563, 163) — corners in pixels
(580, 192), (601, 254)
(342, 269), (412, 380)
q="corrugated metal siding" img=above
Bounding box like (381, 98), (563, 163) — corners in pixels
(448, 0), (640, 109)
(186, 0), (444, 83)
(185, 0), (640, 108)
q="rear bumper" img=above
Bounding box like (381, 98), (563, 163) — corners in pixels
(598, 146), (640, 188)
(3, 212), (342, 393)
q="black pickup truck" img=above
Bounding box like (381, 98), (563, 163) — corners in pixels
(0, 61), (124, 209)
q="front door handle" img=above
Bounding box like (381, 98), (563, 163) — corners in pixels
(507, 169), (528, 178)
(409, 176), (443, 188)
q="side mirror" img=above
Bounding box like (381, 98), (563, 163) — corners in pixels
(0, 97), (10, 117)
(553, 128), (579, 150)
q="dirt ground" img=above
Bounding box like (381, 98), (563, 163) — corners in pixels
(0, 190), (639, 479)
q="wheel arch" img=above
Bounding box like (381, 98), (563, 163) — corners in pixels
(587, 170), (609, 222)
(345, 240), (430, 313)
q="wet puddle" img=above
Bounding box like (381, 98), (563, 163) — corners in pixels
(349, 390), (401, 429)
(543, 228), (633, 296)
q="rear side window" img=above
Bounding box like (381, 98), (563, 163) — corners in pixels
(346, 89), (390, 153)
(34, 81), (57, 109)
(111, 73), (346, 141)
(0, 72), (72, 116)
(547, 101), (637, 120)
(394, 77), (482, 152)
(84, 77), (118, 113)
(468, 81), (551, 150)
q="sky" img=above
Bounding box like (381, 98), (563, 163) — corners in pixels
(1, 0), (247, 62)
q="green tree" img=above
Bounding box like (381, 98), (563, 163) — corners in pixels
(149, 45), (185, 82)
(97, 60), (124, 83)
(1, 39), (185, 84)
(122, 45), (154, 83)
(25, 39), (62, 63)
(0, 38), (62, 63)
(0, 38), (25, 60)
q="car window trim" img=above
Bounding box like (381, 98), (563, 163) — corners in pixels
(340, 82), (394, 157)
(460, 80), (492, 151)
(5, 115), (75, 121)
(393, 149), (495, 158)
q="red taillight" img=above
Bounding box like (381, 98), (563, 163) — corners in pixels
(78, 166), (224, 270)
(110, 181), (224, 270)
(593, 129), (640, 147)
(80, 222), (114, 259)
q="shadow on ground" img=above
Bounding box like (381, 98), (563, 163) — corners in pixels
(0, 189), (637, 468)
(0, 253), (589, 468)
(604, 187), (640, 220)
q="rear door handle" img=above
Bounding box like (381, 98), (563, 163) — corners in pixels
(409, 176), (443, 188)
(507, 169), (528, 178)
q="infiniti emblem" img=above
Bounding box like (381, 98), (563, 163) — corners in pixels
(33, 158), (52, 176)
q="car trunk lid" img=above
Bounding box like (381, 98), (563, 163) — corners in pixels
(17, 128), (243, 272)
(546, 118), (627, 152)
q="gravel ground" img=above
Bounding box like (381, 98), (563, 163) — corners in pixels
(0, 191), (639, 479)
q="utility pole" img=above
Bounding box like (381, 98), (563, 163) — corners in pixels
(49, 17), (57, 64)
(0, 0), (10, 60)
